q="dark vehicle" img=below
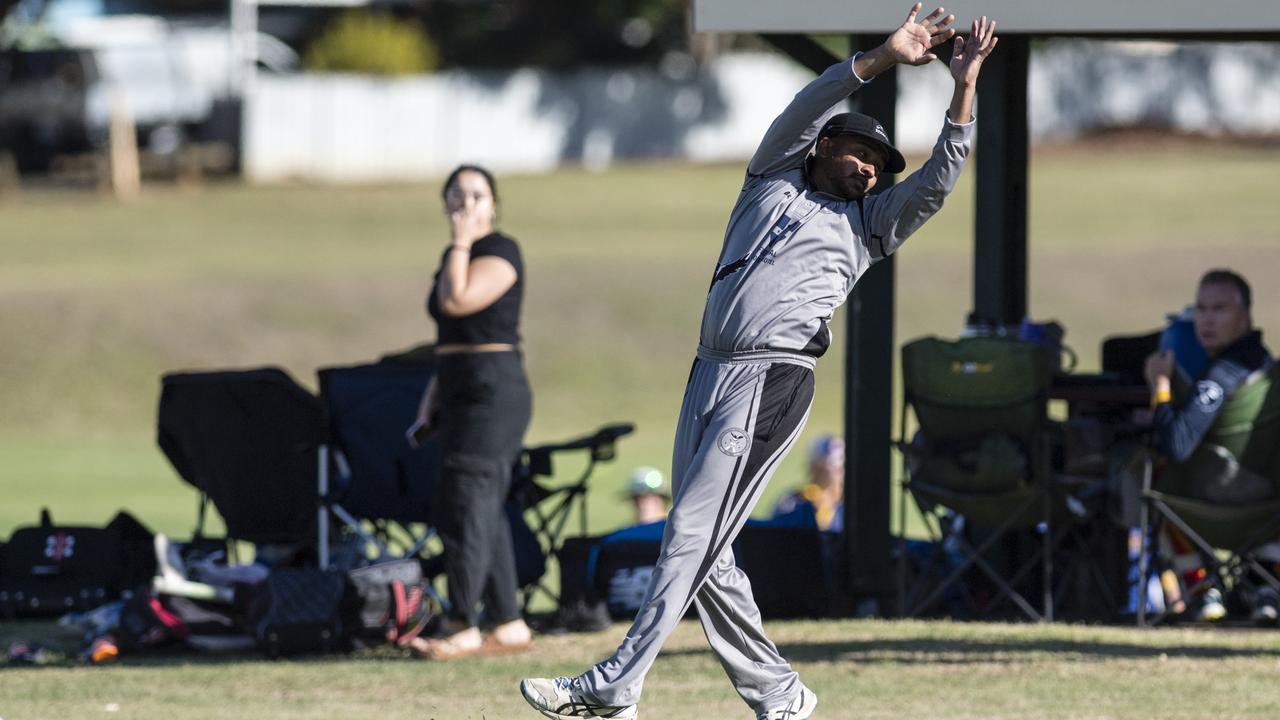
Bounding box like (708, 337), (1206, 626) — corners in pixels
(0, 48), (101, 172)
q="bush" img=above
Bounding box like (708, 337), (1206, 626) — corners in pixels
(304, 11), (438, 76)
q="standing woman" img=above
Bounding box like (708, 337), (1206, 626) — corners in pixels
(411, 165), (533, 659)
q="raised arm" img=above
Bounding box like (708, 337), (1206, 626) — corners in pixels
(857, 14), (997, 259)
(747, 3), (955, 178)
(946, 15), (998, 123)
(435, 205), (517, 317)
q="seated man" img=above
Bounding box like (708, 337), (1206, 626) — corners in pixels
(1145, 269), (1273, 493)
(1141, 268), (1275, 622)
(772, 435), (845, 531)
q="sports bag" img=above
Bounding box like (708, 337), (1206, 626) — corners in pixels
(0, 509), (119, 617)
(253, 568), (349, 657)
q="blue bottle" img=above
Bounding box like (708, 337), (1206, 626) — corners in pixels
(1159, 307), (1208, 380)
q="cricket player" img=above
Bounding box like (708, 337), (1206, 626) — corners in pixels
(522, 5), (998, 718)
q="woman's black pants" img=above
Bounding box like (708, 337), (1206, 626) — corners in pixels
(433, 351), (532, 628)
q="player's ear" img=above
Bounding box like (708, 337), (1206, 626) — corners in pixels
(815, 137), (830, 158)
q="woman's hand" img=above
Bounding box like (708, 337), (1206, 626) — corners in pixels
(408, 376), (439, 447)
(449, 204), (489, 247)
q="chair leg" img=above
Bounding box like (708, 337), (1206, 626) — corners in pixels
(897, 487), (908, 617)
(908, 496), (1044, 621)
(1042, 485), (1053, 622)
(1137, 454), (1154, 627)
(951, 530), (1043, 621)
(901, 502), (950, 617)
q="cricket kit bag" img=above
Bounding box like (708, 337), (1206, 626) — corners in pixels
(0, 509), (121, 617)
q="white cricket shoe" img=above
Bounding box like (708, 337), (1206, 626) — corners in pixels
(756, 684), (818, 720)
(519, 676), (638, 719)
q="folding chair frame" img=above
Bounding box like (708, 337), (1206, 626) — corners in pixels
(512, 424), (635, 613)
(896, 386), (1054, 622)
(1137, 453), (1280, 626)
(896, 435), (1056, 622)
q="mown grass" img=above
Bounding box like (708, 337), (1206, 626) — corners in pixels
(2, 617), (1279, 719)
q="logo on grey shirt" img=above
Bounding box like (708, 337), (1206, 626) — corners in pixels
(717, 428), (750, 457)
(1195, 380), (1225, 412)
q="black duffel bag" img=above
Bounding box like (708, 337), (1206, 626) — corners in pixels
(0, 509), (122, 617)
(252, 567), (351, 657)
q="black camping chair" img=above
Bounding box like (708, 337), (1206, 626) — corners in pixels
(157, 368), (325, 548)
(316, 351), (441, 566)
(896, 336), (1061, 621)
(510, 423), (635, 612)
(1101, 329), (1161, 386)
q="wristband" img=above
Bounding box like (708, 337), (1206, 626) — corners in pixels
(447, 244), (471, 254)
(1153, 378), (1172, 406)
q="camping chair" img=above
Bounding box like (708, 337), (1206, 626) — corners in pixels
(896, 336), (1059, 621)
(1101, 329), (1161, 386)
(1137, 362), (1280, 626)
(157, 368), (325, 551)
(159, 361), (444, 571)
(510, 423), (634, 612)
(316, 351), (442, 568)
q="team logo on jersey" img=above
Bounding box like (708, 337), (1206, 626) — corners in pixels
(1194, 380), (1225, 412)
(717, 428), (750, 457)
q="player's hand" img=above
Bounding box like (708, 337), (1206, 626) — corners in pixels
(1144, 350), (1175, 389)
(884, 3), (956, 67)
(949, 15), (998, 85)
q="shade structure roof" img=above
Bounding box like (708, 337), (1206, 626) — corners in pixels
(695, 0), (1280, 36)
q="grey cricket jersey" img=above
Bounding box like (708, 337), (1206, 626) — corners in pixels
(699, 57), (975, 367)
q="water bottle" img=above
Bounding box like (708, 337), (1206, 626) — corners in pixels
(1159, 306), (1208, 380)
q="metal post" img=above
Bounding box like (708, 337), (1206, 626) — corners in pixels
(972, 35), (1029, 329)
(318, 444), (329, 569)
(843, 34), (897, 615)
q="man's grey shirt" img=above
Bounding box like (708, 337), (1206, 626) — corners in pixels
(698, 57), (975, 367)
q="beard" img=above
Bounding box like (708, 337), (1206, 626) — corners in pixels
(811, 159), (873, 200)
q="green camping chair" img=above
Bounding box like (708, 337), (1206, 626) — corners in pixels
(897, 336), (1059, 621)
(1137, 362), (1280, 626)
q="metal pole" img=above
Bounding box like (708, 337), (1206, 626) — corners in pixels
(973, 35), (1029, 329)
(318, 444), (329, 569)
(843, 34), (897, 615)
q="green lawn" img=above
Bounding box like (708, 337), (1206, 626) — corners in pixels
(2, 618), (1279, 719)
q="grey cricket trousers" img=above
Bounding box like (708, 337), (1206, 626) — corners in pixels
(580, 356), (815, 713)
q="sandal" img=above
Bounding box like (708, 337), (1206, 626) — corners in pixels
(408, 626), (483, 660)
(480, 619), (533, 656)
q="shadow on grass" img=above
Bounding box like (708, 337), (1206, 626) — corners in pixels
(0, 620), (420, 670)
(663, 636), (1280, 665)
(0, 643), (423, 670)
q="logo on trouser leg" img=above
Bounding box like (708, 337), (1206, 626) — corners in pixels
(717, 428), (749, 457)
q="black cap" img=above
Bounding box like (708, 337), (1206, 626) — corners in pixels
(817, 112), (906, 174)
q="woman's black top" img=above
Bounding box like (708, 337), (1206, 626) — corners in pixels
(427, 231), (523, 345)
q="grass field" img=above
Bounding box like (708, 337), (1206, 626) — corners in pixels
(2, 139), (1280, 718)
(3, 618), (1280, 719)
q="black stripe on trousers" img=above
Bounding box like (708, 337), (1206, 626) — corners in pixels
(679, 363), (816, 612)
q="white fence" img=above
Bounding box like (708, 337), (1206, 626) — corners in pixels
(244, 41), (1280, 183)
